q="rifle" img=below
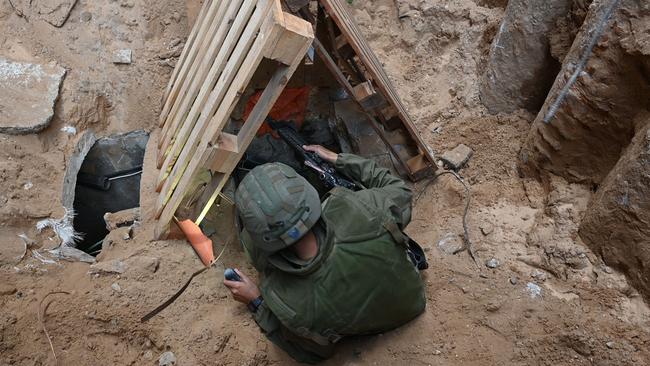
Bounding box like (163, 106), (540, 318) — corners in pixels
(266, 118), (358, 191)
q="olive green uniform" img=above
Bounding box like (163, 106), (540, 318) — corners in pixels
(241, 154), (426, 363)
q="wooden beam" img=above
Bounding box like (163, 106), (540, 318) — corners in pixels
(158, 0), (226, 127)
(157, 0), (259, 169)
(154, 3), (313, 239)
(319, 0), (436, 168)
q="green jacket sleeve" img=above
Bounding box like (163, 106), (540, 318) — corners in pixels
(334, 153), (412, 229)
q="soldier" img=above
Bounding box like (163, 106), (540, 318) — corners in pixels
(224, 145), (426, 363)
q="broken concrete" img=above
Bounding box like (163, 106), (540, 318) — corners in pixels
(113, 49), (133, 64)
(62, 131), (97, 210)
(0, 58), (66, 135)
(104, 207), (141, 231)
(440, 144), (473, 170)
(580, 122), (650, 302)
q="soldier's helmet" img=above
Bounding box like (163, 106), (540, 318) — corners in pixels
(235, 162), (321, 252)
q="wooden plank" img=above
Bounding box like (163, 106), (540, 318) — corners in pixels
(155, 5), (313, 238)
(161, 0), (212, 104)
(154, 0), (283, 224)
(352, 80), (387, 110)
(157, 0), (257, 166)
(311, 37), (412, 177)
(158, 0), (227, 128)
(156, 0), (274, 189)
(319, 0), (436, 166)
(209, 132), (239, 173)
(197, 37), (313, 225)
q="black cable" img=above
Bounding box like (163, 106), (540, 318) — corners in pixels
(416, 170), (479, 267)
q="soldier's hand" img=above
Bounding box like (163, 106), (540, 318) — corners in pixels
(303, 145), (338, 164)
(223, 268), (261, 304)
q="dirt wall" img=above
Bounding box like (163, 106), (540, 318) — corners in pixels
(579, 120), (650, 301)
(479, 0), (572, 114)
(521, 0), (650, 185)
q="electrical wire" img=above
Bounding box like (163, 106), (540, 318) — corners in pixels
(416, 170), (479, 267)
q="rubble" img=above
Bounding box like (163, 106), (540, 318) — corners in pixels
(440, 144), (473, 170)
(159, 351), (176, 366)
(113, 49), (133, 64)
(0, 58), (66, 135)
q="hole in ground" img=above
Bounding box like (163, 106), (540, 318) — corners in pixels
(73, 130), (149, 255)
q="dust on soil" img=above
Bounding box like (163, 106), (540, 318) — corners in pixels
(1, 1), (649, 365)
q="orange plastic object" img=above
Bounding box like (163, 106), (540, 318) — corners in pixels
(243, 87), (311, 137)
(175, 219), (215, 267)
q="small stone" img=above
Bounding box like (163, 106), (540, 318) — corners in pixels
(113, 49), (133, 64)
(144, 350), (153, 360)
(509, 277), (518, 285)
(111, 283), (122, 292)
(531, 269), (548, 282)
(89, 259), (126, 275)
(159, 351), (176, 366)
(0, 58), (66, 135)
(440, 144), (473, 170)
(526, 282), (543, 299)
(602, 265), (613, 274)
(80, 12), (92, 22)
(485, 258), (500, 269)
(433, 350), (442, 355)
(606, 341), (615, 349)
(436, 232), (464, 255)
(486, 301), (501, 312)
(480, 223), (494, 235)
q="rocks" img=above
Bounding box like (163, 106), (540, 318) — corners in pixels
(104, 207), (140, 231)
(89, 259), (126, 275)
(526, 282), (543, 299)
(606, 341), (615, 349)
(440, 144), (473, 170)
(480, 223), (494, 236)
(485, 258), (500, 269)
(111, 282), (122, 293)
(89, 256), (159, 276)
(436, 232), (464, 255)
(80, 11), (92, 22)
(48, 246), (96, 263)
(509, 277), (518, 285)
(0, 58), (66, 135)
(159, 351), (176, 366)
(113, 49), (133, 64)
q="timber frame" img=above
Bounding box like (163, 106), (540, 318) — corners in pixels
(152, 0), (436, 239)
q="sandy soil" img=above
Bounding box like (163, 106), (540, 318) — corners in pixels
(1, 1), (649, 365)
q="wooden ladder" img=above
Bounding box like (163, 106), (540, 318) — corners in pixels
(154, 0), (314, 239)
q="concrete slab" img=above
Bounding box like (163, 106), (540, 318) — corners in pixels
(441, 144), (473, 170)
(0, 58), (66, 135)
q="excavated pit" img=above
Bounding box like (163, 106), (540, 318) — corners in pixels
(71, 130), (148, 254)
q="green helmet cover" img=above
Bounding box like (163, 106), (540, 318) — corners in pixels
(235, 162), (321, 252)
